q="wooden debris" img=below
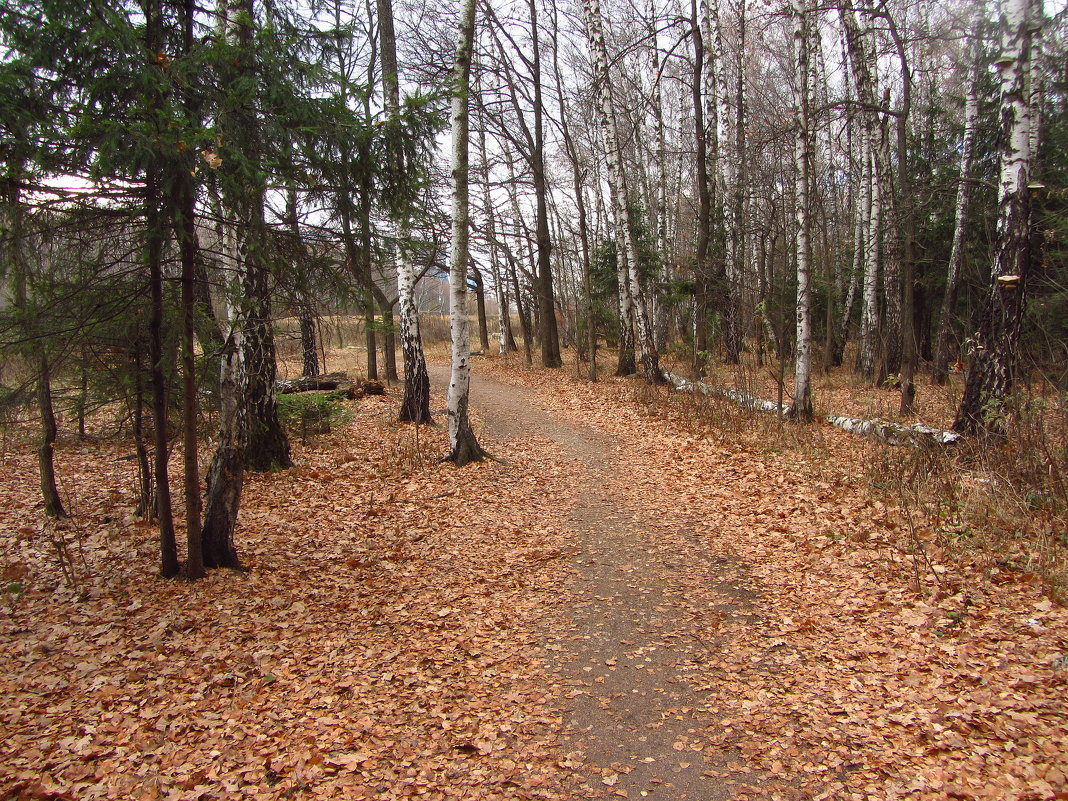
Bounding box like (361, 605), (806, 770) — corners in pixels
(664, 371), (960, 447)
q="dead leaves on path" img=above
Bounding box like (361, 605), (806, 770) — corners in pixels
(478, 359), (1068, 801)
(2, 359), (1067, 800)
(0, 393), (581, 800)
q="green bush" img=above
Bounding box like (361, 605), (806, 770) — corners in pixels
(276, 392), (350, 438)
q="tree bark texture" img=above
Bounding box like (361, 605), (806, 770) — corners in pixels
(445, 0), (486, 466)
(932, 47), (980, 385)
(528, 0), (562, 369)
(379, 0), (432, 422)
(584, 0), (664, 385)
(791, 0), (814, 423)
(954, 0), (1036, 435)
(690, 0), (712, 377)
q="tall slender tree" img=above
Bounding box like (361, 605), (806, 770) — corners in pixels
(932, 29), (982, 386)
(790, 0), (814, 422)
(584, 0), (665, 385)
(445, 0), (486, 465)
(379, 0), (432, 423)
(954, 0), (1039, 435)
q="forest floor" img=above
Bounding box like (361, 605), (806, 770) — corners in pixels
(1, 350), (1067, 800)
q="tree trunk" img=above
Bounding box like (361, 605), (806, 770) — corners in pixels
(471, 264), (491, 352)
(371, 284), (399, 382)
(230, 0), (289, 474)
(445, 0), (486, 466)
(201, 321), (245, 569)
(243, 236), (291, 471)
(174, 0), (203, 576)
(130, 344), (153, 519)
(298, 297), (320, 378)
(791, 0), (814, 423)
(932, 46), (980, 385)
(175, 152), (204, 580)
(648, 0), (670, 352)
(726, 0), (748, 366)
(6, 166), (67, 519)
(36, 356), (66, 518)
(614, 246), (637, 377)
(477, 126), (517, 356)
(690, 0), (712, 377)
(584, 0), (664, 385)
(378, 0), (431, 421)
(528, 0), (562, 369)
(841, 5), (881, 381)
(509, 256), (533, 365)
(202, 198), (246, 570)
(144, 0), (179, 578)
(954, 0), (1037, 435)
(286, 181), (321, 380)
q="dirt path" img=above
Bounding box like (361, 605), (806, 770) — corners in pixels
(431, 366), (755, 799)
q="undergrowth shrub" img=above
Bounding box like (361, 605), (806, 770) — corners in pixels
(866, 387), (1068, 598)
(277, 391), (351, 442)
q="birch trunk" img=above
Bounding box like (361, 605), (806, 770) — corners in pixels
(379, 0), (431, 422)
(954, 0), (1037, 434)
(791, 0), (814, 422)
(584, 0), (664, 385)
(445, 0), (485, 465)
(726, 0), (747, 367)
(648, 0), (669, 350)
(201, 216), (246, 570)
(841, 5), (881, 381)
(932, 46), (980, 385)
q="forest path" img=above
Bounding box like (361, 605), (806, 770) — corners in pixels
(430, 364), (755, 800)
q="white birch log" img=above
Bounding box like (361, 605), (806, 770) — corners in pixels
(663, 372), (960, 447)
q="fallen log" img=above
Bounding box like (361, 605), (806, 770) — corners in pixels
(277, 373), (350, 394)
(663, 371), (790, 417)
(663, 371), (960, 447)
(825, 415), (961, 447)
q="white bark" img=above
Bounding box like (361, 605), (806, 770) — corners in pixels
(583, 0), (664, 384)
(932, 41), (980, 383)
(663, 373), (961, 447)
(791, 0), (813, 422)
(954, 0), (1038, 433)
(446, 0), (484, 464)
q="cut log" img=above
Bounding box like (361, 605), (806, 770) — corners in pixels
(663, 371), (790, 417)
(277, 373), (351, 394)
(825, 416), (961, 447)
(663, 371), (960, 447)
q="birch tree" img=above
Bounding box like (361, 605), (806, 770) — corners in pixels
(584, 0), (665, 385)
(790, 0), (814, 422)
(932, 30), (981, 386)
(840, 2), (881, 382)
(445, 0), (487, 465)
(379, 0), (432, 423)
(954, 0), (1039, 435)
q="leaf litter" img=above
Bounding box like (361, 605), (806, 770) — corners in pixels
(1, 358), (1066, 801)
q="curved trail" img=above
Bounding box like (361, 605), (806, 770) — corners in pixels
(431, 366), (755, 799)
